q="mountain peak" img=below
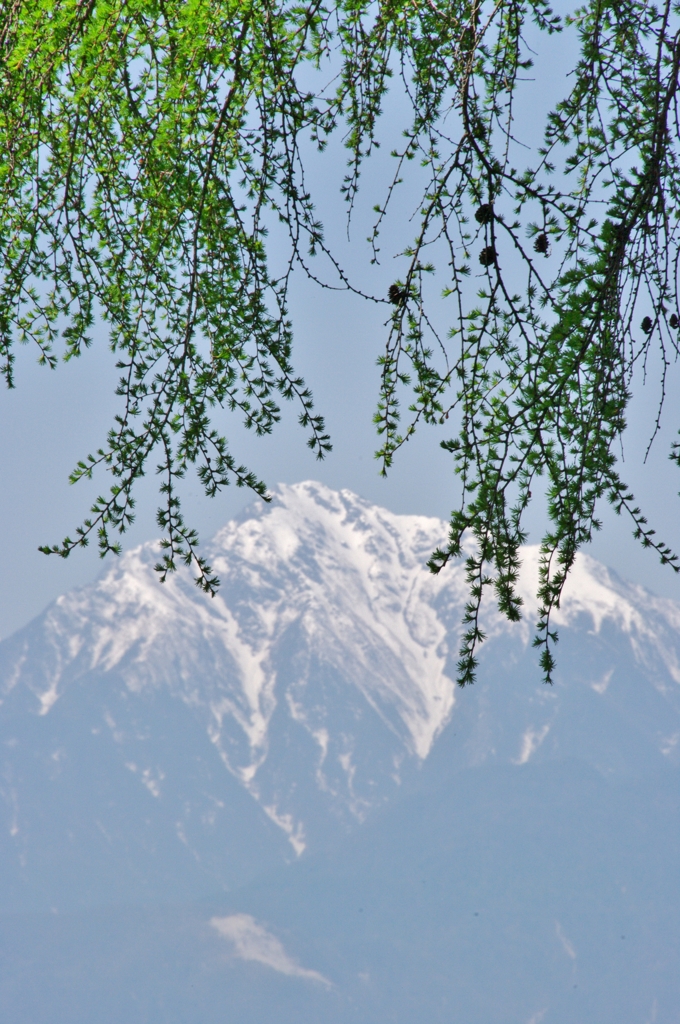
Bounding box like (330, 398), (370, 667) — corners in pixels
(1, 484), (678, 1020)
(1, 482), (679, 872)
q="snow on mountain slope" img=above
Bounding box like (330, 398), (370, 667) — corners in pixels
(0, 481), (678, 908)
(1, 481), (679, 1023)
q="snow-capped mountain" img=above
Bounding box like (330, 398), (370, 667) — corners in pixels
(1, 482), (462, 883)
(0, 482), (678, 1023)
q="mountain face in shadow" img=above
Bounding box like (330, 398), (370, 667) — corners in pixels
(0, 482), (678, 1022)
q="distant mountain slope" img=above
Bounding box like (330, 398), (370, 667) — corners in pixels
(0, 482), (678, 1022)
(0, 481), (678, 914)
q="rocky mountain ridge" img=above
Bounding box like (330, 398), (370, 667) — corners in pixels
(0, 482), (678, 1023)
(1, 481), (678, 882)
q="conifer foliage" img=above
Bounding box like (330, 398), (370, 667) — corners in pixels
(1, 1), (680, 681)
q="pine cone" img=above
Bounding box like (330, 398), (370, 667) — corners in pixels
(388, 284), (404, 304)
(533, 232), (549, 255)
(641, 316), (653, 335)
(475, 204), (493, 225)
(479, 246), (496, 267)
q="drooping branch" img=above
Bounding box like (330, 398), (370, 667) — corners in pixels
(1, 0), (679, 681)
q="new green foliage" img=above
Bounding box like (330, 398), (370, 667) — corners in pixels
(2, 0), (679, 681)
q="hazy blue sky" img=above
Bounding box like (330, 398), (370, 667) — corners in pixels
(2, 14), (680, 640)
